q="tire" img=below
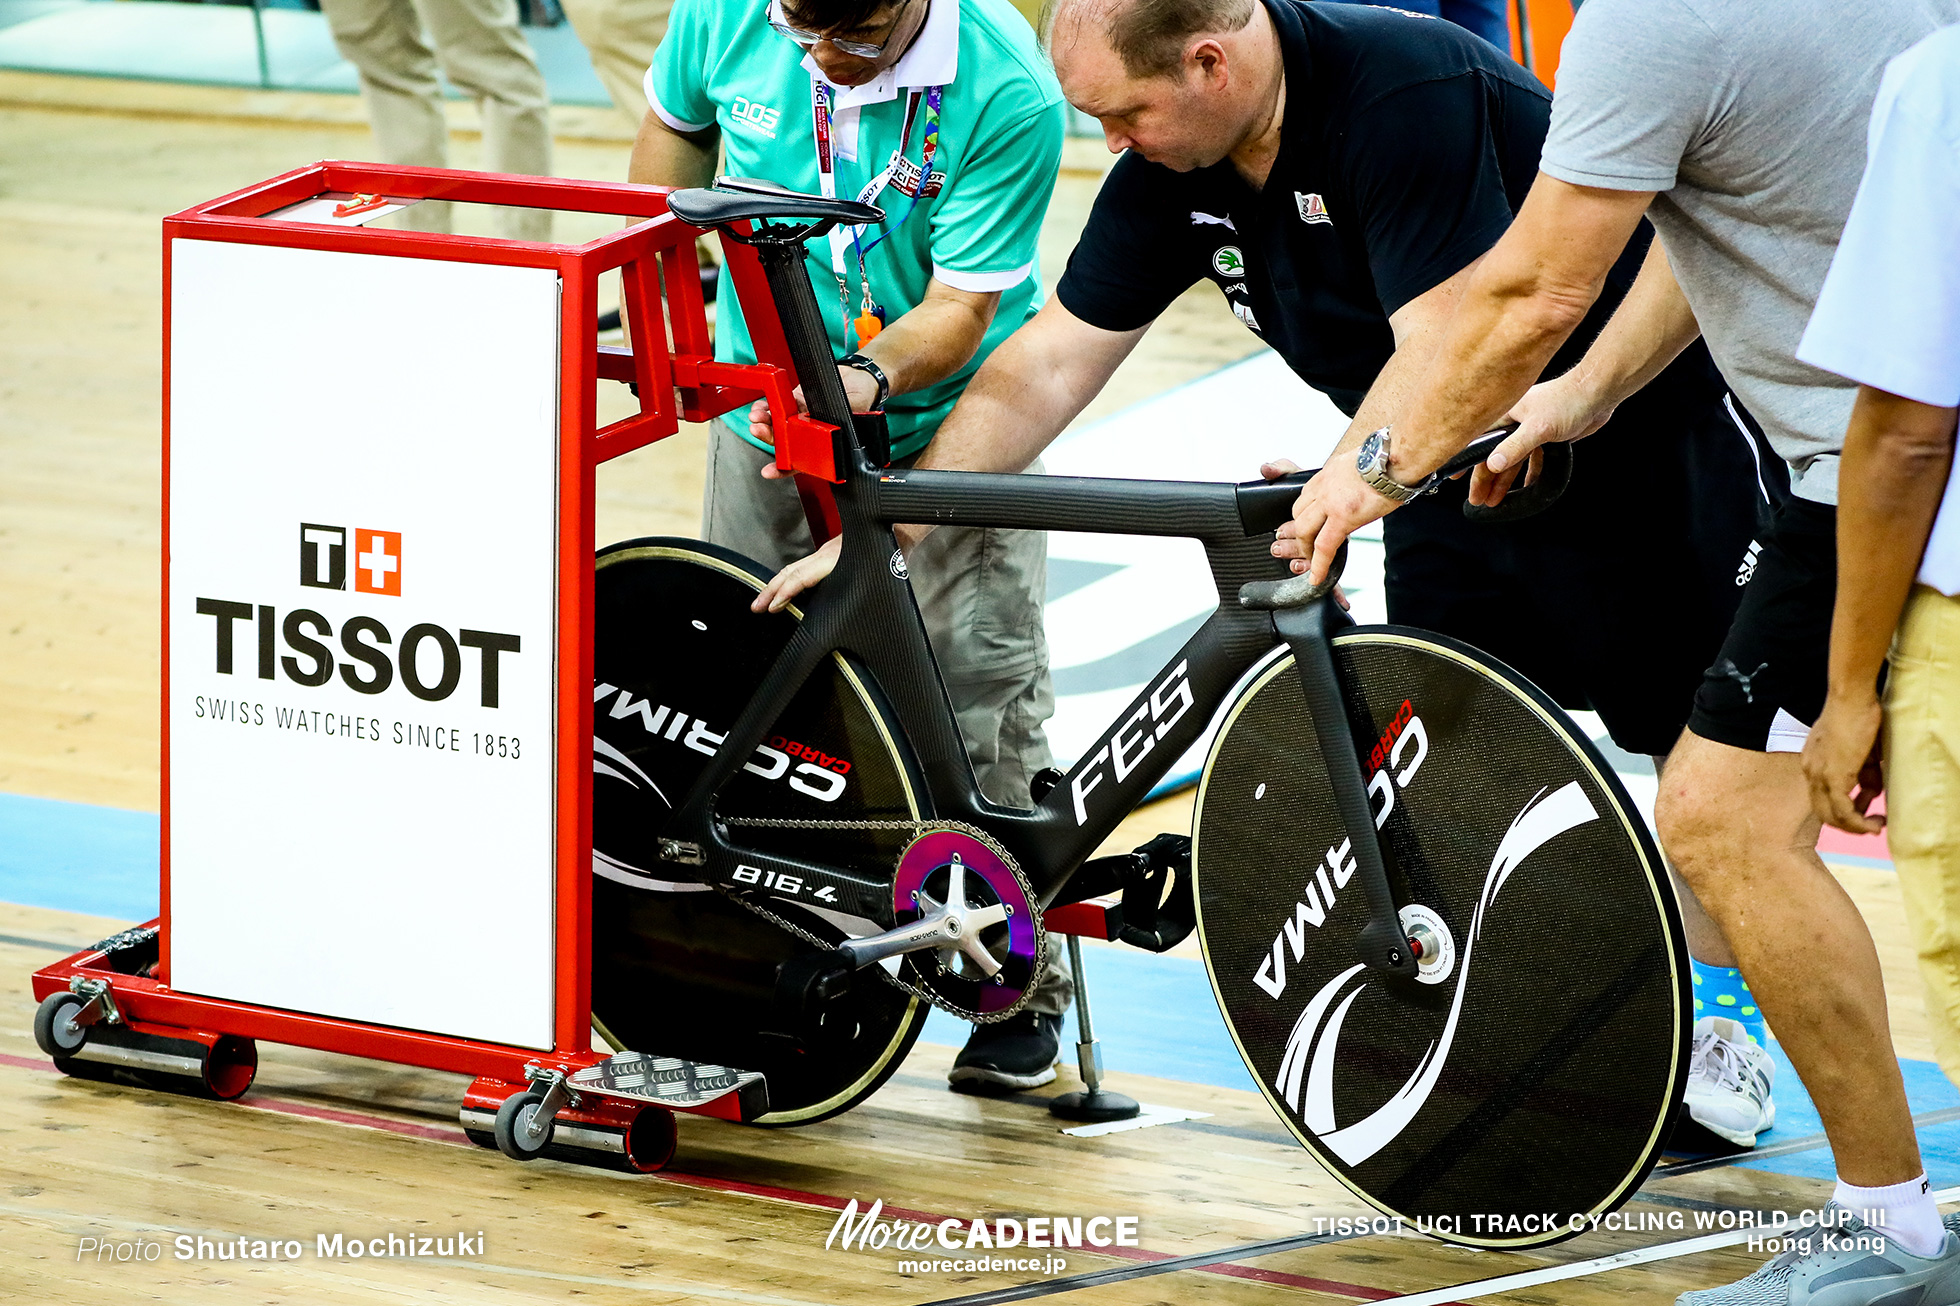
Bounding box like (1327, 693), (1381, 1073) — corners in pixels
(1192, 627), (1689, 1250)
(493, 1090), (553, 1161)
(34, 993), (88, 1057)
(590, 538), (929, 1127)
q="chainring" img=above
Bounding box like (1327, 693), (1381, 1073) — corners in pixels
(890, 826), (1046, 1020)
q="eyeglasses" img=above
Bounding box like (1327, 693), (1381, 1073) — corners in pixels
(768, 0), (914, 59)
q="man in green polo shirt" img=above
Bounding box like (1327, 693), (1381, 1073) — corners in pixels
(629, 0), (1074, 1091)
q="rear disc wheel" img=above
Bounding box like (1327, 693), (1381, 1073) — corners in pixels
(591, 538), (929, 1126)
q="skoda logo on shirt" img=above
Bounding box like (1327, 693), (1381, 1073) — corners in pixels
(1212, 246), (1246, 277)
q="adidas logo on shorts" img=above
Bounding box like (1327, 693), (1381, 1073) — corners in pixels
(1735, 540), (1761, 586)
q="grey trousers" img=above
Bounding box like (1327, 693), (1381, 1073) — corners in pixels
(560, 0), (671, 130)
(321, 0), (553, 241)
(705, 421), (1073, 1016)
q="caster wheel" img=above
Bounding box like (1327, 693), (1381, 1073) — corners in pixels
(34, 992), (88, 1058)
(493, 1090), (554, 1161)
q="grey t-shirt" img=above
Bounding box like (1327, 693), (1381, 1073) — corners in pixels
(1543, 0), (1960, 504)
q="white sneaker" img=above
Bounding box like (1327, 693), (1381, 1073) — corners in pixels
(1680, 1203), (1960, 1304)
(1685, 1016), (1775, 1148)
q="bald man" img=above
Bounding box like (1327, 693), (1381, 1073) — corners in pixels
(757, 0), (1780, 1146)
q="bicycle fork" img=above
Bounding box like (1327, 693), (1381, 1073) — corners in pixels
(1241, 571), (1420, 981)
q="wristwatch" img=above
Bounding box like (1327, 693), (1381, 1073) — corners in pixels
(1354, 426), (1437, 503)
(839, 353), (890, 412)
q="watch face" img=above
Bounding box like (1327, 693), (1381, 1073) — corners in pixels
(1357, 430), (1385, 473)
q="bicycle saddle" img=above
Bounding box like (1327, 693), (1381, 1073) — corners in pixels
(668, 177), (883, 232)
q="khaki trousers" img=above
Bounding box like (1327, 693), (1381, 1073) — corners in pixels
(321, 0), (554, 241)
(704, 421), (1072, 1016)
(1888, 585), (1960, 1084)
(559, 0), (671, 129)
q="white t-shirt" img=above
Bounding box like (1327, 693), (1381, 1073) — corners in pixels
(1798, 23), (1960, 594)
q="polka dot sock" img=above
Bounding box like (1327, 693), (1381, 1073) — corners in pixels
(1692, 959), (1766, 1046)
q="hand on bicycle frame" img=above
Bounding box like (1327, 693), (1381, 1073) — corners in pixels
(755, 455), (1366, 615)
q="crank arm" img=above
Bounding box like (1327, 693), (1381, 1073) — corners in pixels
(837, 856), (1010, 973)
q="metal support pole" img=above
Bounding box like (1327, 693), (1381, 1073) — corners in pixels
(1068, 935), (1102, 1092)
(1048, 933), (1139, 1123)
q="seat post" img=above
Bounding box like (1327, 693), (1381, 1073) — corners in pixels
(746, 238), (860, 446)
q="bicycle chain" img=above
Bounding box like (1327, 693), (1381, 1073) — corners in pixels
(717, 816), (1047, 1025)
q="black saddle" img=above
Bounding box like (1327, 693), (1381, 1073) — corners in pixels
(668, 177), (882, 234)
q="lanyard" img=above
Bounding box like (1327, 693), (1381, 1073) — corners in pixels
(810, 80), (944, 279)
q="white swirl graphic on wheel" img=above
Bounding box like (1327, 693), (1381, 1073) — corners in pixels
(1272, 782), (1599, 1166)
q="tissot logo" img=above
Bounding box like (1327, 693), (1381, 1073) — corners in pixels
(301, 523), (401, 595)
(355, 529), (401, 596)
(199, 525), (515, 706)
(300, 524), (346, 590)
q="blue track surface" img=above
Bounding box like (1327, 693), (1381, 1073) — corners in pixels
(0, 791), (158, 920)
(8, 787), (1956, 1185)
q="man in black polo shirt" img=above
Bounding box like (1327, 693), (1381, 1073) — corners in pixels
(756, 0), (1776, 1140)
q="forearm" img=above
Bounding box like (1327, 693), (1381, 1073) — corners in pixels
(1388, 178), (1655, 481)
(858, 293), (996, 399)
(1555, 238), (1701, 414)
(1336, 264), (1475, 456)
(915, 305), (1141, 475)
(916, 336), (1087, 474)
(1334, 326), (1447, 457)
(627, 111), (717, 189)
(1393, 257), (1594, 477)
(1825, 386), (1958, 702)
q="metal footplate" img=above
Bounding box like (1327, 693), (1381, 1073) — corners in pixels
(461, 1053), (769, 1173)
(571, 1052), (770, 1120)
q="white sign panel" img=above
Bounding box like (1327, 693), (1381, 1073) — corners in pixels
(168, 238), (561, 1049)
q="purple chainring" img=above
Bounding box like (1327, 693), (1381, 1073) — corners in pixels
(890, 829), (1042, 1017)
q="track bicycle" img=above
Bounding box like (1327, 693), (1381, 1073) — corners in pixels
(587, 179), (1690, 1248)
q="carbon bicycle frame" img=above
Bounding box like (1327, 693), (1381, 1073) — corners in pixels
(660, 230), (1324, 927)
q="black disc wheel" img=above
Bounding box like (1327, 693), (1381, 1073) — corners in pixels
(1193, 628), (1689, 1249)
(34, 992), (88, 1057)
(493, 1090), (553, 1161)
(591, 538), (929, 1126)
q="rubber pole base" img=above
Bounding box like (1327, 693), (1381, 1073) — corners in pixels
(1048, 1088), (1140, 1123)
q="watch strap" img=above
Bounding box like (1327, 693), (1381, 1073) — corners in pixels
(1356, 428), (1436, 503)
(839, 353), (890, 412)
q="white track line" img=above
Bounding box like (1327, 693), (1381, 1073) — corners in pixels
(1370, 1189), (1960, 1305)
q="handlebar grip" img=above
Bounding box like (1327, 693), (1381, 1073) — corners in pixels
(1238, 542), (1349, 609)
(1436, 424), (1518, 480)
(1461, 441), (1573, 523)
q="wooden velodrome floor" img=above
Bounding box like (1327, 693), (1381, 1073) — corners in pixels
(0, 70), (1951, 1305)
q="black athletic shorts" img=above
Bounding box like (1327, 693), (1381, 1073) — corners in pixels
(1685, 494), (1836, 754)
(1382, 344), (1782, 758)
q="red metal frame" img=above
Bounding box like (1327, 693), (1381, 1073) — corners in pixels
(39, 163), (842, 1105)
